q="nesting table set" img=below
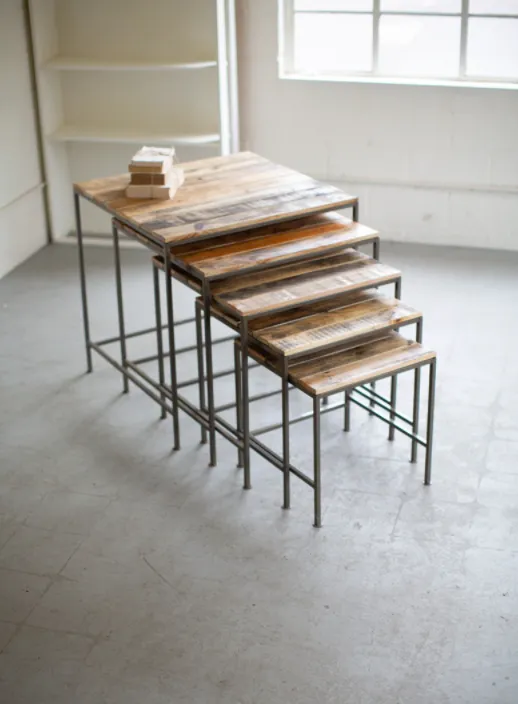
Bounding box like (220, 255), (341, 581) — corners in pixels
(74, 151), (436, 526)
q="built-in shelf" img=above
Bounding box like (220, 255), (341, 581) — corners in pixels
(44, 56), (218, 71)
(29, 0), (238, 241)
(49, 126), (221, 146)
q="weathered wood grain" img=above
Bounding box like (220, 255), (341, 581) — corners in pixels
(288, 332), (435, 397)
(213, 249), (371, 295)
(253, 292), (420, 357)
(74, 152), (357, 246)
(246, 290), (375, 331)
(173, 213), (378, 280)
(214, 251), (400, 319)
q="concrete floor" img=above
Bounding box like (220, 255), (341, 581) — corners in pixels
(0, 241), (517, 703)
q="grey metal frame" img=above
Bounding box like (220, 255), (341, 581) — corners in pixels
(251, 306), (427, 524)
(388, 277), (402, 441)
(233, 337), (437, 527)
(152, 264), (167, 420)
(73, 191), (436, 528)
(162, 246), (180, 450)
(75, 193), (92, 374)
(112, 221), (129, 394)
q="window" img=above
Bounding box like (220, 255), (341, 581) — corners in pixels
(279, 1), (518, 85)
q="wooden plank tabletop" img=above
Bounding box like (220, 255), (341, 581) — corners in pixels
(213, 250), (400, 319)
(252, 291), (420, 358)
(75, 152), (356, 247)
(289, 332), (435, 397)
(172, 213), (378, 280)
(244, 332), (435, 397)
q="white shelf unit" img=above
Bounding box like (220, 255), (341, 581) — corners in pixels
(29, 0), (239, 241)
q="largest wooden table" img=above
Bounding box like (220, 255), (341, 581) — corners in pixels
(73, 151), (358, 463)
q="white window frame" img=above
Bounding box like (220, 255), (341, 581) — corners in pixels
(278, 0), (518, 90)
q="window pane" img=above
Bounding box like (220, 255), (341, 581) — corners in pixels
(379, 16), (460, 76)
(382, 1), (460, 12)
(294, 13), (373, 72)
(467, 18), (518, 78)
(295, 1), (372, 10)
(470, 1), (518, 14)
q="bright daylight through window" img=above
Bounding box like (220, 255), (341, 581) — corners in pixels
(279, 0), (518, 84)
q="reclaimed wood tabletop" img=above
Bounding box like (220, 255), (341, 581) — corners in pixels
(289, 332), (435, 397)
(212, 250), (401, 319)
(252, 291), (420, 358)
(245, 332), (435, 397)
(75, 152), (357, 247)
(173, 213), (377, 281)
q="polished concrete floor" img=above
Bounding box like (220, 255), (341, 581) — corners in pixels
(0, 241), (517, 703)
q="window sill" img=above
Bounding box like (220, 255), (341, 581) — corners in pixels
(279, 70), (518, 91)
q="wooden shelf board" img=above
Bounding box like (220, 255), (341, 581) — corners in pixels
(44, 57), (218, 71)
(49, 126), (221, 146)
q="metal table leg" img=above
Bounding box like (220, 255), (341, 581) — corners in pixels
(282, 356), (290, 509)
(369, 236), (381, 414)
(112, 221), (128, 394)
(388, 278), (402, 441)
(163, 246), (180, 451)
(424, 359), (436, 485)
(152, 263), (166, 420)
(411, 319), (423, 462)
(234, 341), (244, 468)
(241, 318), (251, 489)
(313, 396), (321, 528)
(74, 192), (92, 373)
(195, 304), (208, 444)
(344, 390), (351, 431)
(203, 281), (217, 466)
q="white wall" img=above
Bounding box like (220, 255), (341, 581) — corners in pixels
(237, 0), (518, 251)
(0, 0), (47, 278)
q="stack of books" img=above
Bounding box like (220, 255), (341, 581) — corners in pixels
(126, 146), (185, 200)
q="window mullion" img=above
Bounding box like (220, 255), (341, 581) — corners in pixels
(459, 0), (470, 77)
(373, 0), (381, 74)
(281, 0), (296, 75)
